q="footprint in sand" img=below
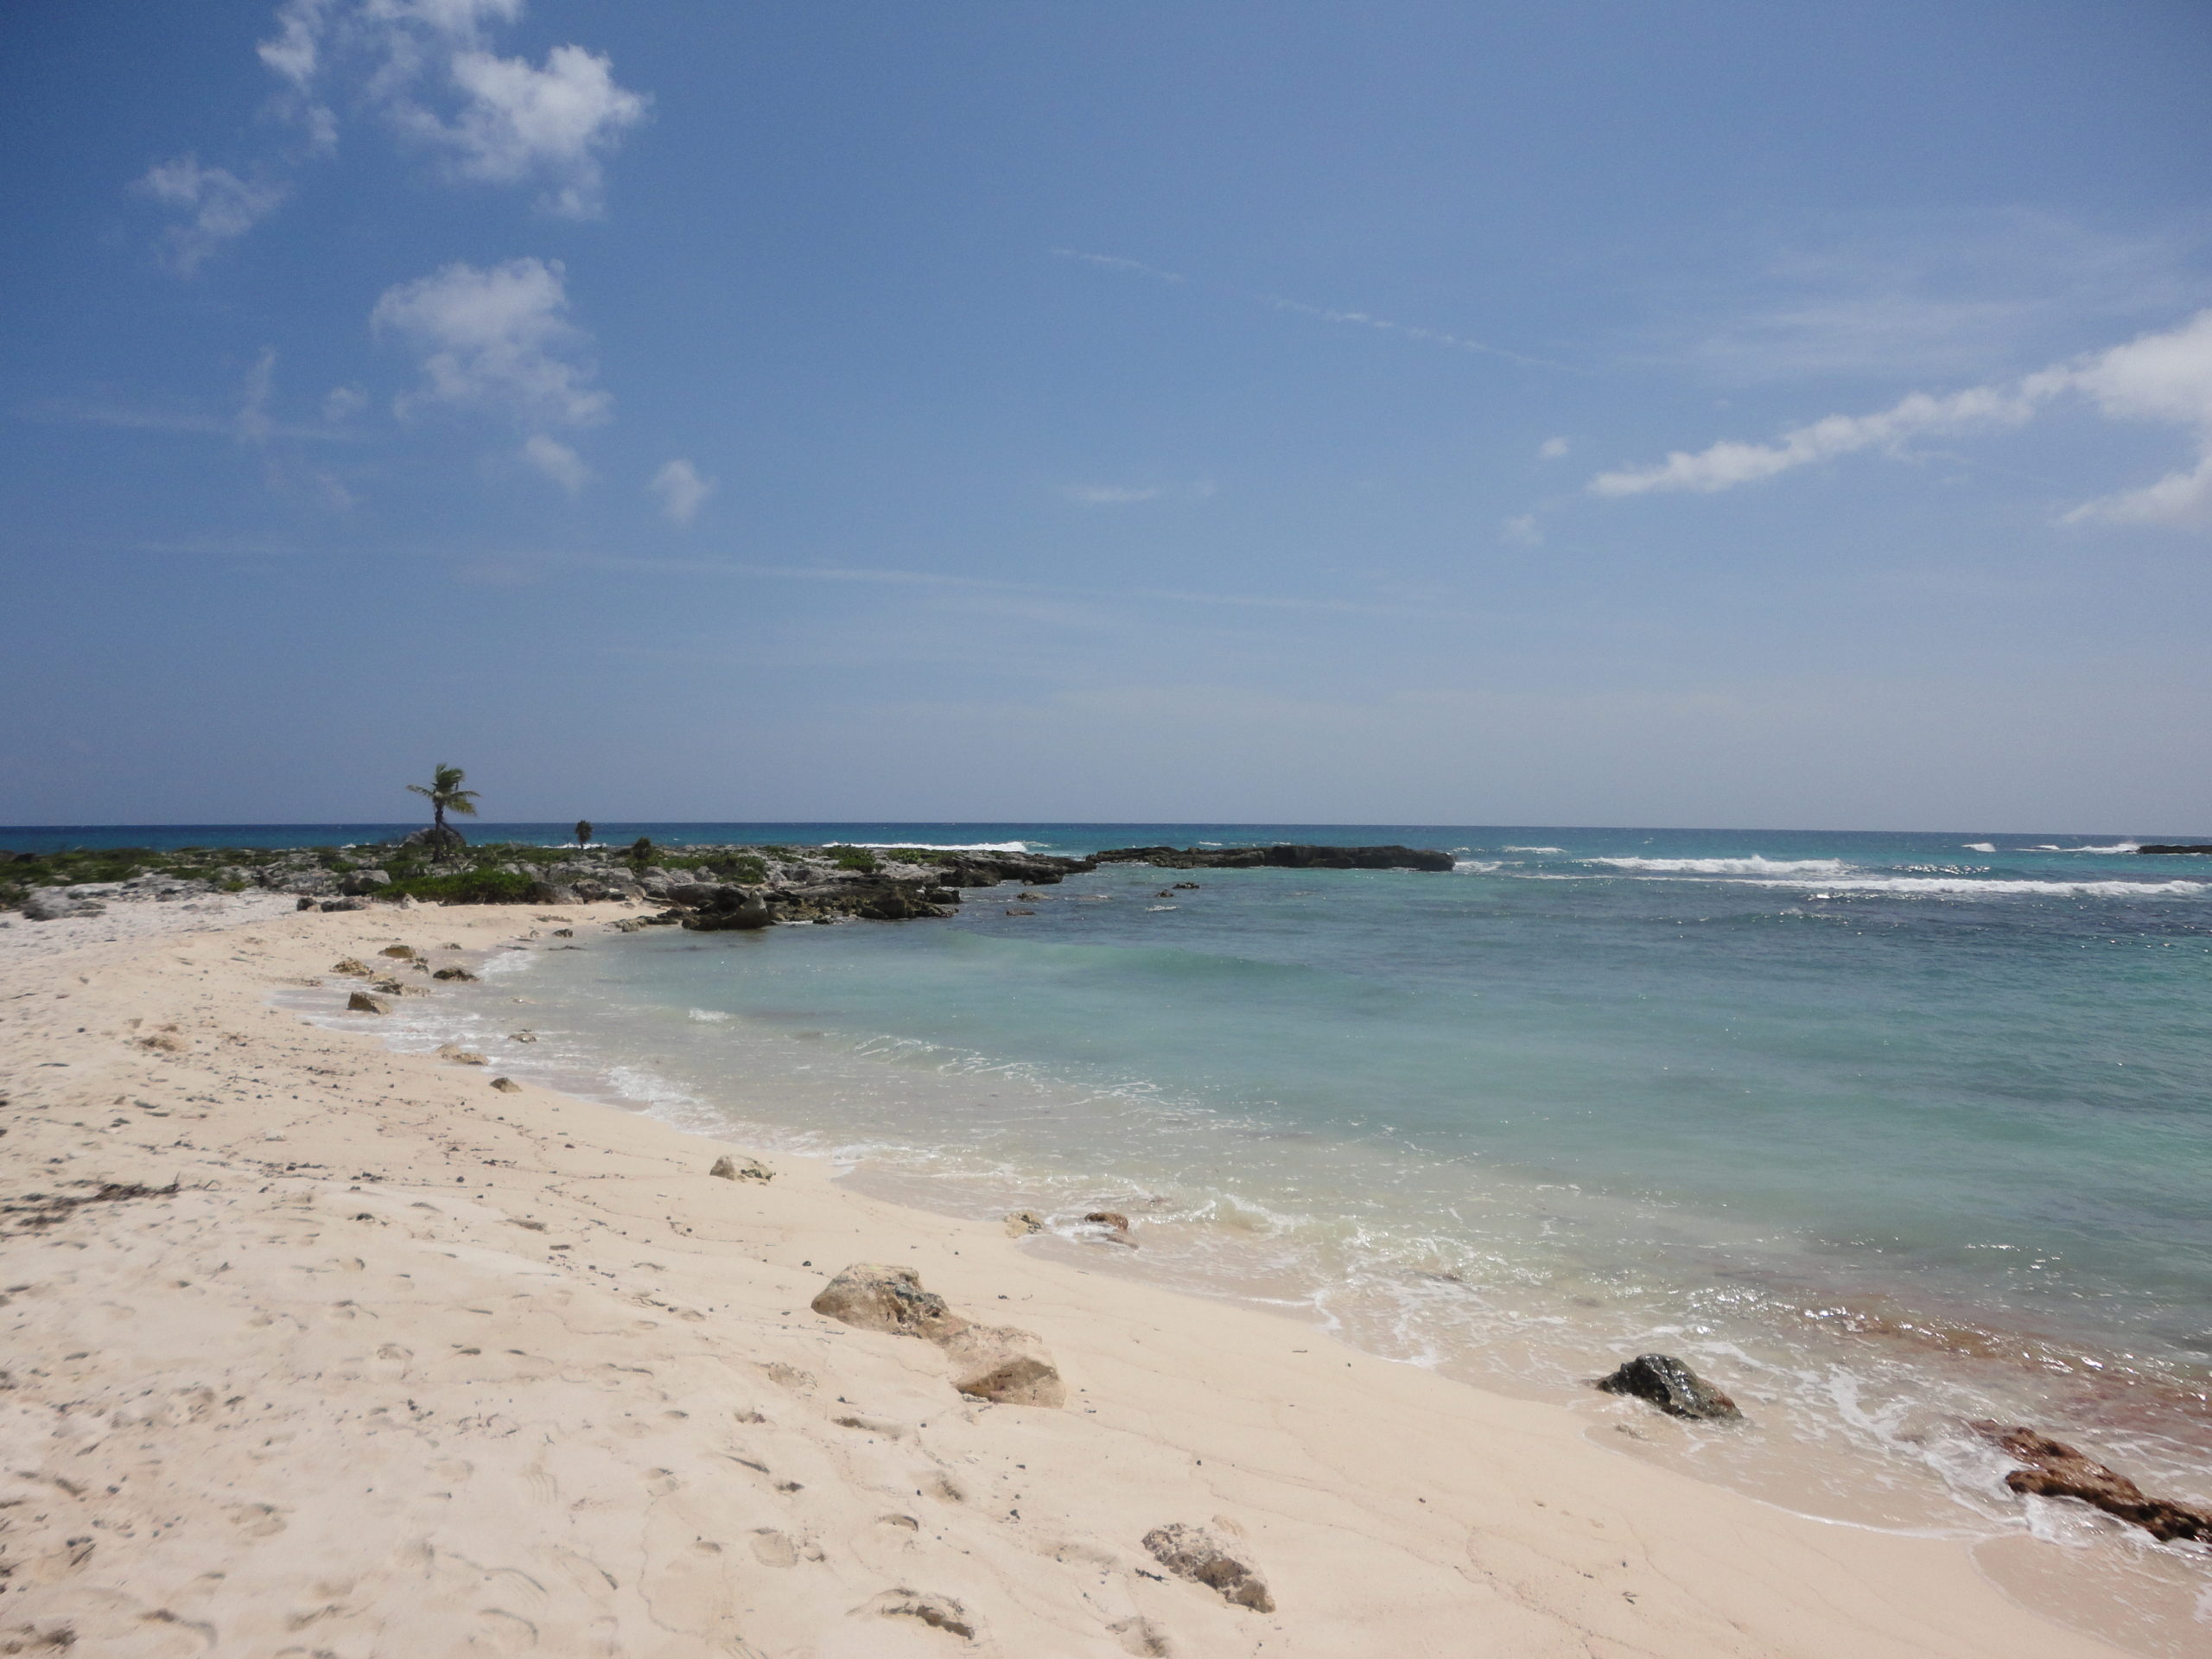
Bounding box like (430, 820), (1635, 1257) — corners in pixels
(749, 1529), (798, 1567)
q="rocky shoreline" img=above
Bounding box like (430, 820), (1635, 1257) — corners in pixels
(1, 839), (1464, 925)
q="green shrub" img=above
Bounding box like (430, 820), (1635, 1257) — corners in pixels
(831, 848), (879, 873)
(384, 869), (536, 904)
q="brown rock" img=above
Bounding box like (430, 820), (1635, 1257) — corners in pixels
(1084, 1210), (1135, 1245)
(1142, 1522), (1274, 1612)
(709, 1154), (772, 1182)
(346, 992), (391, 1014)
(435, 1044), (488, 1065)
(1972, 1422), (2212, 1544)
(490, 1077), (522, 1093)
(939, 1323), (1065, 1407)
(331, 958), (373, 976)
(432, 966), (478, 982)
(809, 1264), (969, 1342)
(379, 944), (417, 959)
(1002, 1209), (1046, 1237)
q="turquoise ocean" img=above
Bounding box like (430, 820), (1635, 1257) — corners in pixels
(25, 821), (2210, 1620)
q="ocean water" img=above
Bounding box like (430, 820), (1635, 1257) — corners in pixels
(240, 823), (2212, 1628)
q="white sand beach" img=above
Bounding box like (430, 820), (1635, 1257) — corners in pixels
(0, 900), (2133, 1656)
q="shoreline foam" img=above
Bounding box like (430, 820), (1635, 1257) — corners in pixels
(0, 900), (2176, 1654)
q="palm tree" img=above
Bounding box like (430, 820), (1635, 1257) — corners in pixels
(407, 764), (480, 856)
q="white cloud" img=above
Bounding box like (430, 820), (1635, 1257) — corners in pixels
(1592, 308), (2212, 527)
(649, 458), (715, 525)
(402, 43), (647, 217)
(132, 156), (288, 274)
(1537, 436), (1570, 460)
(1501, 513), (1543, 546)
(245, 1), (641, 215)
(522, 433), (590, 494)
(372, 257), (607, 429)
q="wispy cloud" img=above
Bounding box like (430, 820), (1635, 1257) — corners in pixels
(1051, 248), (1186, 284)
(1500, 513), (1543, 546)
(1591, 308), (2212, 529)
(131, 156), (288, 274)
(649, 457), (715, 524)
(1065, 479), (1217, 506)
(521, 433), (590, 494)
(1537, 436), (1571, 460)
(1057, 247), (1573, 372)
(1647, 210), (2209, 385)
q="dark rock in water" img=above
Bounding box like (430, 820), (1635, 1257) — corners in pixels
(2137, 844), (2212, 855)
(401, 825), (467, 851)
(1971, 1422), (2212, 1544)
(683, 888), (774, 931)
(1095, 843), (1455, 874)
(1594, 1353), (1743, 1421)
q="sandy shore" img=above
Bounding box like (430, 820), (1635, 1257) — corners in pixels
(0, 900), (2132, 1656)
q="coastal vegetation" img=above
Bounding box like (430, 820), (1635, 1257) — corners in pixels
(405, 762), (479, 850)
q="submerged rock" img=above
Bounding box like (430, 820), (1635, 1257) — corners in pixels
(346, 991), (391, 1014)
(1096, 842), (1454, 873)
(1083, 1210), (1135, 1246)
(1142, 1523), (1274, 1611)
(1594, 1353), (1743, 1421)
(810, 1264), (970, 1342)
(1972, 1422), (2212, 1544)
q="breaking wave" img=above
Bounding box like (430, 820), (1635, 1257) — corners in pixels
(1587, 855), (1853, 876)
(845, 840), (1032, 853)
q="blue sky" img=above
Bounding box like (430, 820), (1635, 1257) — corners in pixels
(4, 0), (2210, 829)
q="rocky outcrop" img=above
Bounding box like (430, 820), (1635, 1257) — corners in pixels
(681, 888), (775, 931)
(346, 991), (391, 1014)
(1971, 1422), (2212, 1544)
(939, 1324), (1066, 1407)
(1142, 1523), (1274, 1611)
(809, 1262), (1066, 1408)
(400, 825), (467, 851)
(1002, 1210), (1046, 1237)
(18, 890), (104, 921)
(1594, 1354), (1743, 1421)
(809, 1264), (970, 1343)
(709, 1154), (772, 1182)
(339, 870), (391, 894)
(2137, 844), (2212, 855)
(1096, 843), (1455, 873)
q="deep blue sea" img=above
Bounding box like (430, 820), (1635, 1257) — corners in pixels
(42, 820), (2212, 1592)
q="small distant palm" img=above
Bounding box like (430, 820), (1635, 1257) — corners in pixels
(408, 763), (480, 853)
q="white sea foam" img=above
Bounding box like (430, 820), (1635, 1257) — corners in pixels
(1503, 845), (1566, 854)
(1588, 855), (1853, 876)
(1963, 842), (1996, 853)
(687, 1007), (732, 1022)
(2044, 842), (2140, 854)
(846, 840), (1032, 853)
(1452, 860), (1502, 874)
(1791, 877), (2208, 898)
